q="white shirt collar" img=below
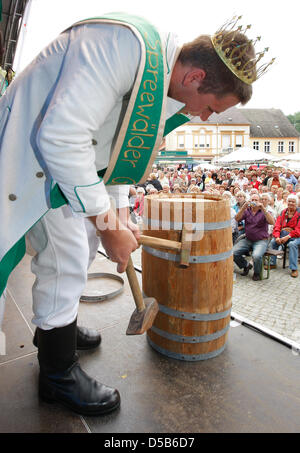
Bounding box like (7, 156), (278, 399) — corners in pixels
(162, 32), (187, 119)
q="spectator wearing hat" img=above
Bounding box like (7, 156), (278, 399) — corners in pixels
(268, 194), (300, 277)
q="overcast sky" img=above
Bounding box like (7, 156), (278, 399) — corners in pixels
(14, 0), (300, 116)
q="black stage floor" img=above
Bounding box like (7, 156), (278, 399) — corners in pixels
(1, 253), (300, 433)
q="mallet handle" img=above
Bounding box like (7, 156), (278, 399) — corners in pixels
(126, 256), (145, 313)
(139, 235), (181, 252)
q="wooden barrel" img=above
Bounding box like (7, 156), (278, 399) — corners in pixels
(142, 193), (233, 361)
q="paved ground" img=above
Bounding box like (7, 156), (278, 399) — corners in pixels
(1, 248), (300, 433)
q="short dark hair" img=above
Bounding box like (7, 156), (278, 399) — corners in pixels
(179, 33), (254, 105)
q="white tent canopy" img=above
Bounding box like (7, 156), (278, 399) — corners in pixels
(276, 153), (300, 161)
(216, 147), (276, 164)
(195, 163), (219, 171)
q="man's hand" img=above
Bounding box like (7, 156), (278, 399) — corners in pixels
(235, 201), (249, 222)
(280, 235), (291, 245)
(257, 202), (265, 211)
(90, 209), (139, 273)
(117, 206), (141, 241)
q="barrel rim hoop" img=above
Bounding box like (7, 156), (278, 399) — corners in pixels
(150, 324), (230, 343)
(142, 246), (233, 263)
(147, 336), (227, 361)
(156, 303), (232, 321)
(143, 218), (231, 231)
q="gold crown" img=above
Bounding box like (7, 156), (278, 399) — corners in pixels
(211, 15), (276, 85)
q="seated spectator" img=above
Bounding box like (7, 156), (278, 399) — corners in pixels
(173, 184), (182, 194)
(259, 172), (266, 183)
(286, 183), (295, 194)
(276, 186), (284, 201)
(133, 187), (145, 220)
(276, 189), (289, 215)
(268, 194), (300, 278)
(170, 171), (182, 189)
(249, 188), (259, 198)
(224, 171), (234, 188)
(146, 173), (163, 191)
(285, 169), (298, 190)
(260, 185), (269, 192)
(145, 184), (155, 194)
(250, 173), (261, 190)
(233, 193), (275, 281)
(222, 190), (235, 207)
(268, 193), (280, 218)
(232, 186), (240, 198)
(204, 171), (213, 184)
(189, 185), (200, 193)
(233, 192), (247, 239)
(161, 183), (171, 194)
(219, 185), (226, 196)
(236, 170), (249, 189)
(241, 182), (250, 198)
(295, 184), (300, 194)
(187, 177), (197, 192)
(157, 170), (169, 187)
(223, 191), (238, 243)
(211, 173), (218, 184)
(261, 193), (276, 236)
(267, 170), (287, 190)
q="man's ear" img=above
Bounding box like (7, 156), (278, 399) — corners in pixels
(182, 68), (206, 87)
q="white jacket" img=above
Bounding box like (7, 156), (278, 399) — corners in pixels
(0, 21), (184, 260)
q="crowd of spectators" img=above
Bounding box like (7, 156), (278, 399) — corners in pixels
(129, 164), (300, 280)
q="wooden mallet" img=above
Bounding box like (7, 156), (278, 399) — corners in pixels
(125, 225), (192, 335)
(126, 256), (159, 335)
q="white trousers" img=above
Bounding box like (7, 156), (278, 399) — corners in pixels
(26, 205), (100, 330)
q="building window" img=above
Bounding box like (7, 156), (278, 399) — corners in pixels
(289, 141), (295, 153)
(222, 134), (231, 149)
(264, 141), (270, 153)
(177, 134), (185, 149)
(278, 141), (284, 153)
(253, 141), (259, 150)
(235, 134), (243, 148)
(194, 132), (210, 150)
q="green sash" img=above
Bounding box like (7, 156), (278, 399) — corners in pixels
(0, 14), (190, 298)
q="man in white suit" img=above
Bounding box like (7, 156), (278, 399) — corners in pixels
(0, 13), (259, 415)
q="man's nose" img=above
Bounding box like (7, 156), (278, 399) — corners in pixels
(200, 111), (212, 121)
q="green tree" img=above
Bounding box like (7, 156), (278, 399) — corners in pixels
(287, 111), (300, 134)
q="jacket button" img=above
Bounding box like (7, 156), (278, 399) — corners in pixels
(9, 194), (17, 201)
(92, 139), (97, 145)
(36, 171), (44, 178)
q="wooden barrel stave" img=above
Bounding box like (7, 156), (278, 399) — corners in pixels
(142, 193), (233, 361)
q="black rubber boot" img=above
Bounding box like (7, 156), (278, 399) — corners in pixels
(37, 319), (120, 416)
(33, 324), (101, 350)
